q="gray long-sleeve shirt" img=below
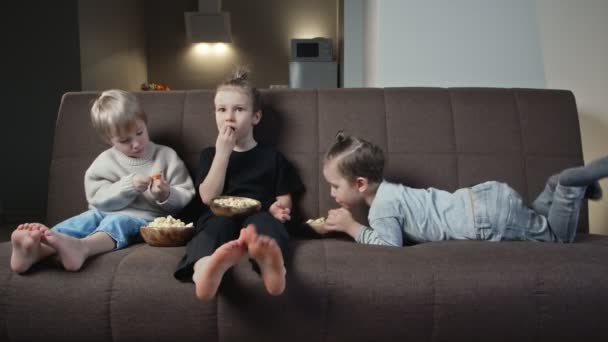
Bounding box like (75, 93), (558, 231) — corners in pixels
(356, 180), (477, 246)
(85, 143), (195, 221)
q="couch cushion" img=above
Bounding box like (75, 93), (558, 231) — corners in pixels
(2, 236), (608, 341)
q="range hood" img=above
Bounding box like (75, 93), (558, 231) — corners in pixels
(185, 0), (231, 43)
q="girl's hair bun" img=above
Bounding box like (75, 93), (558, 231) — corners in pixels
(216, 65), (262, 113)
(231, 66), (249, 83)
(336, 130), (347, 143)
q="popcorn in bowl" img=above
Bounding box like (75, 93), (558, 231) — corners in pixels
(306, 217), (326, 225)
(306, 217), (329, 234)
(213, 197), (260, 209)
(210, 196), (262, 217)
(147, 215), (193, 228)
(140, 215), (194, 247)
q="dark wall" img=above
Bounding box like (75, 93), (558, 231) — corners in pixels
(79, 0), (147, 91)
(1, 2), (82, 222)
(145, 0), (337, 89)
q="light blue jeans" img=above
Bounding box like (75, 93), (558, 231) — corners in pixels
(470, 181), (586, 243)
(52, 209), (148, 249)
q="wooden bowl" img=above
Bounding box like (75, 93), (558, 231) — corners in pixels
(140, 226), (195, 247)
(209, 196), (262, 217)
(306, 217), (329, 234)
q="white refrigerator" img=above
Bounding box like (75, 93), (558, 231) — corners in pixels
(289, 61), (338, 88)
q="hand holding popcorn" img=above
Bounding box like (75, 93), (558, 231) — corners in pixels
(150, 173), (170, 202)
(132, 175), (152, 192)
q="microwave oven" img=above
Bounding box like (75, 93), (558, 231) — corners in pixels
(291, 38), (333, 62)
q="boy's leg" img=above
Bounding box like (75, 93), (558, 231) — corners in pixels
(531, 175), (558, 217)
(43, 213), (146, 271)
(10, 223), (56, 273)
(10, 209), (102, 273)
(492, 183), (557, 242)
(51, 209), (104, 238)
(42, 230), (115, 271)
(558, 155), (608, 188)
(546, 184), (586, 243)
(90, 213), (148, 250)
(242, 212), (289, 296)
(532, 174), (602, 216)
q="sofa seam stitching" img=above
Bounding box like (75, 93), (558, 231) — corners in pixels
(447, 89), (459, 187)
(535, 270), (541, 341)
(512, 89), (530, 202)
(383, 89), (389, 158)
(180, 91), (187, 155)
(108, 244), (145, 342)
(321, 239), (329, 342)
(430, 270), (437, 342)
(317, 89), (321, 220)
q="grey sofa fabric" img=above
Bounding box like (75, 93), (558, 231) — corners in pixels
(1, 88), (607, 341)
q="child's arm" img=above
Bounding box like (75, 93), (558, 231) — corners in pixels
(357, 217), (403, 246)
(149, 176), (170, 202)
(152, 153), (196, 214)
(85, 171), (145, 211)
(199, 155), (229, 205)
(269, 194), (292, 222)
(199, 126), (235, 204)
(325, 208), (363, 238)
(325, 208), (403, 246)
(84, 150), (153, 211)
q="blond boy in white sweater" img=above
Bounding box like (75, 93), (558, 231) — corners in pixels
(10, 90), (195, 273)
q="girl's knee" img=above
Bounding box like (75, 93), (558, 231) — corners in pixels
(245, 211), (281, 227)
(202, 216), (240, 237)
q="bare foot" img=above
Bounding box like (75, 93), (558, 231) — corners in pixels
(42, 230), (88, 271)
(192, 239), (247, 300)
(10, 223), (53, 273)
(238, 224), (256, 246)
(248, 234), (286, 296)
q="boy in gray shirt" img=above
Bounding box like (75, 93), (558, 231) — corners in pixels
(321, 132), (605, 246)
(10, 90), (195, 273)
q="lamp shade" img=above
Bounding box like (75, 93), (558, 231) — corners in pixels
(185, 12), (231, 43)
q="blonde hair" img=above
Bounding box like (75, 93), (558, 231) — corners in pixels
(90, 89), (147, 143)
(215, 66), (262, 113)
(324, 131), (385, 184)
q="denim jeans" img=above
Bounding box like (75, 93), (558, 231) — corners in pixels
(470, 181), (585, 243)
(52, 209), (149, 249)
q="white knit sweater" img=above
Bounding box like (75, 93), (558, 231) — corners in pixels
(84, 143), (195, 221)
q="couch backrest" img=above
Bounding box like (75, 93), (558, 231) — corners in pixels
(47, 88), (587, 232)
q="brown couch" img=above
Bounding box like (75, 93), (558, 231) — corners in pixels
(1, 88), (608, 341)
